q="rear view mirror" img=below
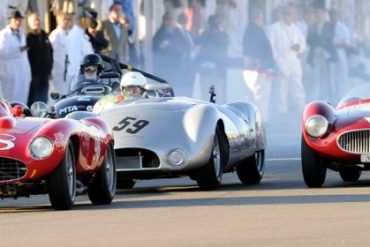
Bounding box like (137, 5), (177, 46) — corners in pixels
(50, 92), (60, 100)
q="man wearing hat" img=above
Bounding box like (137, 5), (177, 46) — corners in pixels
(66, 8), (94, 91)
(0, 9), (31, 103)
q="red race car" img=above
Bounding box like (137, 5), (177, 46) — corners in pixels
(0, 99), (116, 210)
(302, 85), (370, 187)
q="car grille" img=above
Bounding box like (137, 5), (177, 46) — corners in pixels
(115, 149), (160, 170)
(0, 158), (27, 182)
(337, 129), (370, 154)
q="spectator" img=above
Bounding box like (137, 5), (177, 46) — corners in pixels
(26, 13), (53, 106)
(100, 2), (129, 64)
(242, 9), (275, 122)
(49, 11), (72, 97)
(306, 7), (336, 103)
(268, 5), (306, 117)
(331, 10), (351, 99)
(188, 0), (206, 38)
(177, 12), (196, 97)
(0, 9), (31, 103)
(120, 0), (140, 66)
(86, 18), (109, 53)
(152, 11), (189, 95)
(66, 8), (94, 91)
(195, 14), (228, 103)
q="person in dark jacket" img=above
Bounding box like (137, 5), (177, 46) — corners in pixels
(242, 8), (275, 122)
(306, 7), (336, 102)
(26, 12), (53, 106)
(152, 11), (189, 94)
(195, 14), (229, 103)
(86, 18), (109, 54)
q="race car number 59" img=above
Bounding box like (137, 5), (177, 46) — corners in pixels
(113, 116), (149, 134)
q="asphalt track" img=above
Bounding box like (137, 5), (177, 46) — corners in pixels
(2, 127), (370, 246)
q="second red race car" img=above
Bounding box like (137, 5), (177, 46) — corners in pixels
(302, 84), (370, 187)
(0, 98), (116, 210)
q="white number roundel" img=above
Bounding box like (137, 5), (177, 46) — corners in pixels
(0, 134), (16, 150)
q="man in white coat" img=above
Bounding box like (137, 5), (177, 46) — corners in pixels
(268, 5), (306, 117)
(49, 11), (72, 97)
(66, 9), (93, 91)
(0, 10), (31, 103)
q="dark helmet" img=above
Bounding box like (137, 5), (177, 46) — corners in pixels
(80, 53), (104, 74)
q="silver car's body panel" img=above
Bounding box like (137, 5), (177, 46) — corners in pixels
(98, 96), (266, 176)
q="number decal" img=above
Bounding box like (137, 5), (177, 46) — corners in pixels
(127, 120), (149, 134)
(113, 117), (149, 134)
(0, 134), (16, 150)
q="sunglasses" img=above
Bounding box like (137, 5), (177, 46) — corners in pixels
(83, 66), (98, 73)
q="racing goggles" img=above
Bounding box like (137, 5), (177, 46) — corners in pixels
(83, 65), (98, 74)
(122, 86), (143, 96)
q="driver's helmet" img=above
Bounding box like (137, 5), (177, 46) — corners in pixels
(120, 71), (147, 96)
(80, 54), (104, 80)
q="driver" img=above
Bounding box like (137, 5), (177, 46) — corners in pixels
(79, 53), (104, 81)
(93, 71), (147, 112)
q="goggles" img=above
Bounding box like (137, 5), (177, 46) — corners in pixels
(83, 65), (98, 74)
(122, 86), (143, 96)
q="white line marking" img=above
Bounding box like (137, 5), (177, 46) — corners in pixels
(266, 157), (301, 161)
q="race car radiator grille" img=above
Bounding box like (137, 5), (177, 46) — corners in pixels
(338, 130), (370, 154)
(115, 149), (160, 170)
(0, 158), (27, 181)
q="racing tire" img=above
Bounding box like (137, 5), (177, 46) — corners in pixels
(48, 142), (76, 210)
(339, 167), (361, 182)
(195, 127), (226, 190)
(236, 150), (265, 185)
(301, 136), (327, 188)
(88, 142), (117, 205)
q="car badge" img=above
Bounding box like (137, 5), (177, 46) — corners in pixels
(54, 132), (64, 148)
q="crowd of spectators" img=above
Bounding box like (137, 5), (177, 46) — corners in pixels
(0, 0), (368, 128)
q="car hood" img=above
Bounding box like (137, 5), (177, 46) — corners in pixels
(0, 117), (47, 135)
(103, 97), (205, 113)
(336, 103), (370, 129)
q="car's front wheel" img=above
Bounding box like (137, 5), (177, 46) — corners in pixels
(339, 166), (361, 182)
(195, 127), (226, 190)
(48, 142), (76, 210)
(301, 136), (327, 188)
(236, 150), (265, 185)
(88, 142), (117, 205)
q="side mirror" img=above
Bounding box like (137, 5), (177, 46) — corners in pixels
(30, 101), (48, 117)
(209, 85), (216, 103)
(50, 92), (60, 100)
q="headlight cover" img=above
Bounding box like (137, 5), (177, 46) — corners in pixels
(30, 136), (53, 159)
(165, 149), (186, 167)
(305, 115), (329, 138)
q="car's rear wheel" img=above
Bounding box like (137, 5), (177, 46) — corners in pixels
(88, 142), (116, 205)
(195, 127), (226, 190)
(339, 166), (361, 182)
(301, 136), (327, 188)
(236, 150), (265, 184)
(48, 142), (76, 210)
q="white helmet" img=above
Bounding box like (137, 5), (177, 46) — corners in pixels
(120, 71), (147, 88)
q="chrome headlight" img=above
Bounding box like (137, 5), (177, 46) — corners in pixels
(305, 115), (329, 138)
(30, 137), (53, 159)
(165, 149), (186, 167)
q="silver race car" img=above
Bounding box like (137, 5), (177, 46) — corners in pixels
(95, 80), (266, 190)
